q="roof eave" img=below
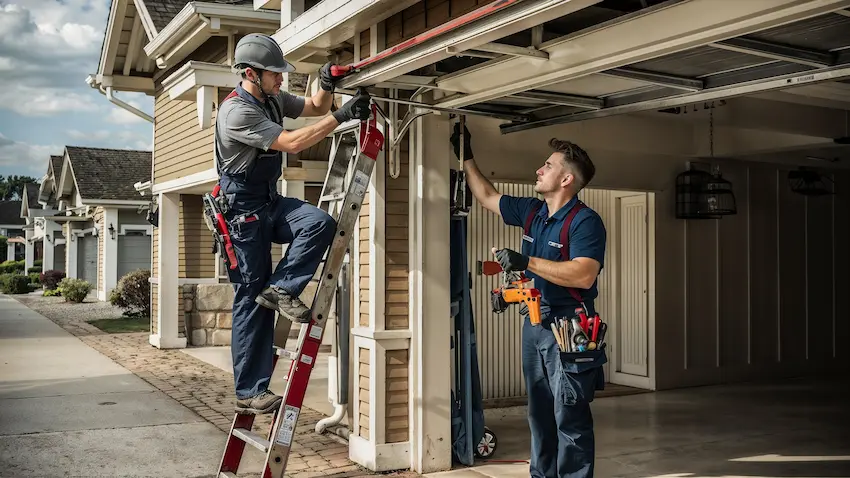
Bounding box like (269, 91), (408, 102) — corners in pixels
(144, 2), (280, 71)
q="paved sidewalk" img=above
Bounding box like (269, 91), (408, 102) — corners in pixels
(0, 294), (267, 478)
(10, 293), (419, 478)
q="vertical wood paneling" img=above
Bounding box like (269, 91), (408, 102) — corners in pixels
(618, 195), (648, 376)
(653, 187), (686, 386)
(686, 219), (717, 369)
(806, 192), (833, 363)
(467, 182), (536, 399)
(577, 189), (614, 323)
(718, 164), (749, 367)
(832, 173), (849, 362)
(778, 169), (807, 364)
(748, 166), (779, 365)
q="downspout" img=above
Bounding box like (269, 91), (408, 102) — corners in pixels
(85, 75), (154, 123)
(316, 261), (350, 434)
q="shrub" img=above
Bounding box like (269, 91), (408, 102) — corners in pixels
(28, 272), (41, 284)
(110, 269), (151, 318)
(0, 274), (30, 294)
(44, 288), (61, 297)
(40, 270), (66, 290)
(28, 266), (42, 274)
(0, 260), (25, 274)
(0, 273), (13, 292)
(33, 259), (42, 267)
(58, 278), (91, 303)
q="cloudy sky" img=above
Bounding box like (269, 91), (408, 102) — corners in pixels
(0, 0), (153, 181)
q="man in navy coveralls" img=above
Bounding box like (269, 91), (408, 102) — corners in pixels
(450, 124), (606, 478)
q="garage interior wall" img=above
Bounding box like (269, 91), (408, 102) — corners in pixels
(454, 112), (849, 393)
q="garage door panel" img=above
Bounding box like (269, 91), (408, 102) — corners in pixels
(118, 235), (151, 279)
(778, 170), (807, 364)
(832, 172), (850, 362)
(748, 167), (779, 365)
(718, 163), (749, 367)
(806, 192), (833, 364)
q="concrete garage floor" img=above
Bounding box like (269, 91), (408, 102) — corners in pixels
(433, 376), (850, 477)
(0, 295), (267, 478)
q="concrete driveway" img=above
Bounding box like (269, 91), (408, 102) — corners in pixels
(0, 295), (265, 478)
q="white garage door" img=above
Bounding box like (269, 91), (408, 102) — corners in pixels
(117, 234), (151, 279)
(77, 235), (98, 288)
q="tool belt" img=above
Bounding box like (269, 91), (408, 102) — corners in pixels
(202, 184), (238, 270)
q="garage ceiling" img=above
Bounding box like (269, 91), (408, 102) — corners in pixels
(333, 0), (850, 140)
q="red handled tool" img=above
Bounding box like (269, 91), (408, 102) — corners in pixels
(202, 184), (238, 270)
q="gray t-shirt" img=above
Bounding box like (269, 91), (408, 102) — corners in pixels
(214, 89), (305, 175)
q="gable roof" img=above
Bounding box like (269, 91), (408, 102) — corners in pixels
(0, 201), (24, 227)
(50, 155), (63, 179)
(65, 146), (152, 202)
(24, 183), (39, 207)
(145, 0), (253, 31)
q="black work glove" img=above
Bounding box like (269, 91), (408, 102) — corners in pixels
(494, 248), (529, 272)
(450, 122), (474, 161)
(319, 62), (339, 92)
(332, 91), (371, 123)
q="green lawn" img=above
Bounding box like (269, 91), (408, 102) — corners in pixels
(87, 316), (151, 334)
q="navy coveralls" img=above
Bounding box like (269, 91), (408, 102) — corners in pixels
(499, 194), (607, 478)
(219, 85), (335, 400)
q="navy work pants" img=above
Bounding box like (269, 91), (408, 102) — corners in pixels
(227, 194), (335, 399)
(522, 316), (596, 478)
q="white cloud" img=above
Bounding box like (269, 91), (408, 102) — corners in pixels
(0, 1), (110, 116)
(0, 132), (62, 178)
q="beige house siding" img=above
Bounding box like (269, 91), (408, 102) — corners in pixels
(179, 195), (216, 279)
(152, 37), (228, 184)
(358, 347), (370, 440)
(95, 208), (104, 294)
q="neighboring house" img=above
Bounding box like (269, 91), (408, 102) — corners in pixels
(21, 158), (67, 273)
(0, 200), (26, 262)
(44, 146), (154, 301)
(91, 0), (850, 475)
(19, 183), (45, 270)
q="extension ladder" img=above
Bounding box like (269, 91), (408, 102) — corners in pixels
(217, 102), (384, 478)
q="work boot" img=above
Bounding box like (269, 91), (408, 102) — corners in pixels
(235, 390), (283, 415)
(255, 286), (311, 323)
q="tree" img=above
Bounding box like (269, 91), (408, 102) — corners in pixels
(0, 175), (40, 200)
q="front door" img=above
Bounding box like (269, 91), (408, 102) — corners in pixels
(77, 235), (98, 289)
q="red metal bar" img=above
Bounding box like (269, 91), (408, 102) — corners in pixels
(349, 0), (522, 71)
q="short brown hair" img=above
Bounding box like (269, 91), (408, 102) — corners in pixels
(549, 138), (595, 190)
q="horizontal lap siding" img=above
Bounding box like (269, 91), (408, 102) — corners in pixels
(153, 37), (228, 184)
(359, 348), (370, 440)
(385, 350), (409, 443)
(385, 0), (488, 46)
(95, 208), (104, 295)
(179, 195), (216, 279)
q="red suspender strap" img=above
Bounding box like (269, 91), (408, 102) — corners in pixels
(223, 89), (239, 102)
(562, 201), (587, 303)
(523, 203), (541, 237)
(523, 201), (588, 304)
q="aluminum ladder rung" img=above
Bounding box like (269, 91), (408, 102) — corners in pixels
(232, 427), (270, 453)
(274, 346), (298, 360)
(320, 192), (346, 203)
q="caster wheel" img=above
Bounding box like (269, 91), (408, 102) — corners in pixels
(474, 426), (497, 458)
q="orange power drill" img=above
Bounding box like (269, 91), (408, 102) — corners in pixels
(481, 261), (542, 325)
